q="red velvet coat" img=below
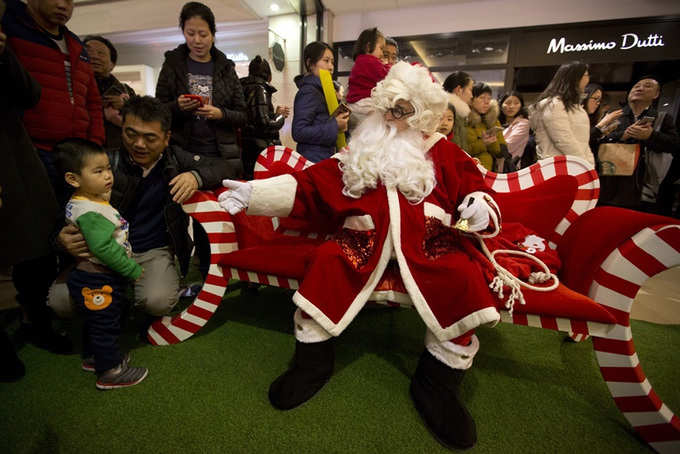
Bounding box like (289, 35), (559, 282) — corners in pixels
(248, 135), (502, 341)
(3, 0), (104, 151)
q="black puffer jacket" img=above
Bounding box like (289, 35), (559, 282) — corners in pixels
(240, 74), (284, 143)
(0, 47), (60, 267)
(110, 144), (223, 276)
(155, 44), (246, 179)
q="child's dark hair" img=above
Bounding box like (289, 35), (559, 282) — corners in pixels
(472, 82), (492, 98)
(120, 96), (172, 132)
(180, 1), (216, 35)
(55, 138), (106, 176)
(303, 41), (333, 73)
(445, 103), (456, 118)
(249, 55), (271, 81)
(352, 27), (384, 61)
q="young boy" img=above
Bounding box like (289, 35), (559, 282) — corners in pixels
(56, 138), (148, 390)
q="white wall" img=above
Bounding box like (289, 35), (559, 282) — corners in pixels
(332, 0), (680, 42)
(268, 14), (304, 148)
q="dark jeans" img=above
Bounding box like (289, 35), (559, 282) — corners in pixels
(12, 254), (58, 328)
(193, 221), (210, 279)
(67, 269), (129, 373)
(37, 148), (73, 208)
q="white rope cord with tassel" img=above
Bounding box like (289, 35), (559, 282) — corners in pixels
(456, 194), (559, 315)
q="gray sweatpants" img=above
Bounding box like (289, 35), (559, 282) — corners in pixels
(49, 247), (180, 317)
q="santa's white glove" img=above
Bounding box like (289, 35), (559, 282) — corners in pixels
(457, 192), (490, 232)
(218, 179), (252, 215)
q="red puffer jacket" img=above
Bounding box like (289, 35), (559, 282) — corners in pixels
(3, 0), (104, 151)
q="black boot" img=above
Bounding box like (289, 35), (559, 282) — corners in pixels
(410, 350), (477, 450)
(0, 329), (25, 382)
(19, 321), (73, 354)
(269, 339), (334, 410)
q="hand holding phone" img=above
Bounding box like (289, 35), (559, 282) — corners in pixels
(178, 94), (203, 111)
(636, 115), (655, 127)
(331, 102), (350, 118)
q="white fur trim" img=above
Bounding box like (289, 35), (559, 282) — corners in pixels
(294, 308), (332, 343)
(424, 202), (453, 227)
(448, 92), (471, 119)
(369, 290), (413, 305)
(342, 214), (375, 231)
(246, 174), (297, 217)
(424, 133), (445, 152)
(425, 330), (480, 370)
(292, 229), (395, 336)
(388, 187), (500, 341)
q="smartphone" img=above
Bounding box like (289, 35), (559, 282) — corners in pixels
(183, 94), (205, 106)
(331, 102), (350, 117)
(637, 115), (656, 126)
(484, 126), (503, 136)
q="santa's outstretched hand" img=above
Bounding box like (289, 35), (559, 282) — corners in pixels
(219, 179), (252, 215)
(457, 192), (491, 232)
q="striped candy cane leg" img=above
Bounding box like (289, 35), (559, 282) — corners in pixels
(147, 190), (236, 346)
(589, 225), (680, 453)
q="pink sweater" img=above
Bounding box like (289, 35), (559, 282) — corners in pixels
(503, 117), (530, 159)
(347, 54), (389, 104)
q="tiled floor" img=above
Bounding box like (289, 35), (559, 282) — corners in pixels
(1, 268), (678, 323)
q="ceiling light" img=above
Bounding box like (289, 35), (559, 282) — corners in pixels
(484, 46), (494, 51)
(270, 3), (280, 12)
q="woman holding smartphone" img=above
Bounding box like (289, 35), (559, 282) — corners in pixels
(156, 1), (246, 277)
(292, 41), (349, 163)
(465, 82), (508, 171)
(156, 2), (246, 170)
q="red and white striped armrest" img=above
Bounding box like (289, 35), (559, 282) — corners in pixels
(477, 155), (599, 248)
(147, 190), (236, 346)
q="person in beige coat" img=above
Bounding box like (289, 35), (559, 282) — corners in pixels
(530, 61), (594, 168)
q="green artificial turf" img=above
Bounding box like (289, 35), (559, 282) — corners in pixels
(1, 285), (677, 453)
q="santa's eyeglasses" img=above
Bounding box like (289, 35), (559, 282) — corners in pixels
(387, 105), (416, 120)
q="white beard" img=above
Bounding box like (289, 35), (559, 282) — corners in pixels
(338, 112), (435, 204)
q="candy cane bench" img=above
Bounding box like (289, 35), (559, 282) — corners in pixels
(147, 146), (679, 453)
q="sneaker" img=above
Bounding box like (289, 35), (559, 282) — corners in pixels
(82, 352), (130, 373)
(95, 361), (148, 390)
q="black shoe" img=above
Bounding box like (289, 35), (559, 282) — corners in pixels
(410, 350), (477, 450)
(268, 339), (334, 410)
(20, 323), (73, 354)
(0, 330), (25, 382)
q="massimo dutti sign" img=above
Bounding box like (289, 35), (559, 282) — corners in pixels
(513, 20), (680, 67)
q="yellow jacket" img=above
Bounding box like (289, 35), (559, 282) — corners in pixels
(465, 100), (507, 170)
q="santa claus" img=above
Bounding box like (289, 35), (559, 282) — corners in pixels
(220, 62), (506, 450)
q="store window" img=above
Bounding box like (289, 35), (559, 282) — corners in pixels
(334, 32), (511, 97)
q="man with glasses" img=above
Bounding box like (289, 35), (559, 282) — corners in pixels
(219, 62), (504, 450)
(53, 96), (230, 320)
(598, 76), (680, 214)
